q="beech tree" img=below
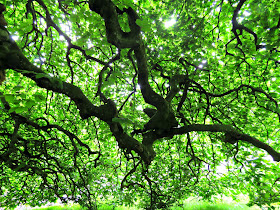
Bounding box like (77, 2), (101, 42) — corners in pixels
(0, 0), (280, 209)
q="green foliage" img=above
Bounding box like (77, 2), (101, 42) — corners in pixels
(22, 200), (263, 210)
(0, 0), (280, 209)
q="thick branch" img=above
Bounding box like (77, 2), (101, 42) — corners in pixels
(88, 0), (177, 131)
(134, 43), (172, 131)
(109, 122), (156, 164)
(0, 26), (156, 164)
(0, 27), (116, 121)
(88, 0), (140, 48)
(170, 124), (280, 161)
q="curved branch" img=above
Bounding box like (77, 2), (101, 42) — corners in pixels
(0, 28), (115, 121)
(170, 124), (280, 161)
(88, 0), (140, 48)
(88, 0), (177, 131)
(231, 0), (258, 46)
(196, 83), (280, 120)
(0, 26), (155, 165)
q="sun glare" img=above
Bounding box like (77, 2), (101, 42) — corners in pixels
(164, 18), (176, 28)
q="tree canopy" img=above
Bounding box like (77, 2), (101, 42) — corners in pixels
(0, 0), (280, 209)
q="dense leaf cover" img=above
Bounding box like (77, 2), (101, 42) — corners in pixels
(0, 0), (280, 209)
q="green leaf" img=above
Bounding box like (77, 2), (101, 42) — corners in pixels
(34, 94), (45, 102)
(112, 117), (133, 125)
(4, 94), (15, 102)
(25, 99), (36, 108)
(1, 1), (280, 209)
(8, 107), (17, 113)
(136, 19), (152, 32)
